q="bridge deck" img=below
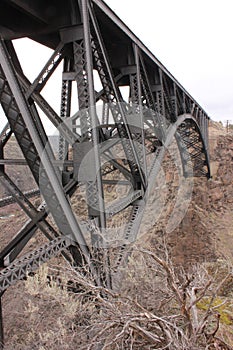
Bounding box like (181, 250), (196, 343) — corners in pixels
(0, 0), (207, 118)
(0, 1), (210, 347)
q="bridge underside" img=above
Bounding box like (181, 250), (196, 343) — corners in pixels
(0, 0), (210, 346)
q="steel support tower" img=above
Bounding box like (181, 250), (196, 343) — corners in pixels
(0, 0), (210, 347)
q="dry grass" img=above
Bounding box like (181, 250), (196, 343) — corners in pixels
(3, 241), (233, 350)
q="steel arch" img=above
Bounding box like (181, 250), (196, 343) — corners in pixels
(174, 114), (211, 179)
(0, 0), (211, 346)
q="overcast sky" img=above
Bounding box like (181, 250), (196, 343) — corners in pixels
(105, 0), (233, 123)
(1, 0), (232, 127)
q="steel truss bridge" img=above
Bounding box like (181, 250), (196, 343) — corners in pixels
(0, 0), (211, 347)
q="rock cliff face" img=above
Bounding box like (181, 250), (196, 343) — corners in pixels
(211, 133), (233, 203)
(1, 122), (232, 265)
(166, 122), (233, 265)
(1, 121), (233, 349)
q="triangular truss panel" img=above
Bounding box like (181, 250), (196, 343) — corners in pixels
(0, 1), (211, 346)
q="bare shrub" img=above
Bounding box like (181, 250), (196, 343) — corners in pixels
(4, 245), (233, 350)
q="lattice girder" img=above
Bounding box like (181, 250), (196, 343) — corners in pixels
(0, 2), (211, 346)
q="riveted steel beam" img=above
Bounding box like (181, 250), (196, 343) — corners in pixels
(0, 2), (212, 344)
(0, 236), (73, 294)
(0, 39), (97, 276)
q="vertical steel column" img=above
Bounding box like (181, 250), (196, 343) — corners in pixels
(89, 6), (146, 190)
(157, 69), (165, 118)
(101, 101), (110, 125)
(196, 108), (200, 125)
(129, 74), (138, 108)
(173, 82), (178, 117)
(203, 114), (206, 141)
(81, 0), (106, 230)
(200, 111), (204, 137)
(73, 41), (104, 231)
(73, 40), (90, 136)
(134, 44), (147, 182)
(182, 92), (186, 113)
(59, 58), (72, 162)
(0, 40), (93, 265)
(139, 53), (157, 112)
(81, 2), (111, 289)
(161, 74), (174, 122)
(205, 117), (208, 148)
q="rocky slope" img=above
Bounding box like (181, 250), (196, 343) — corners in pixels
(135, 121), (233, 267)
(166, 121), (233, 265)
(0, 121), (233, 349)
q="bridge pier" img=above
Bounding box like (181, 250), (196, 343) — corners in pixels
(0, 0), (211, 346)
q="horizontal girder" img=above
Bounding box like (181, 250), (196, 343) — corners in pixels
(0, 0), (209, 122)
(0, 3), (211, 339)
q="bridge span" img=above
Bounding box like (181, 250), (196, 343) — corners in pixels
(0, 0), (210, 346)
